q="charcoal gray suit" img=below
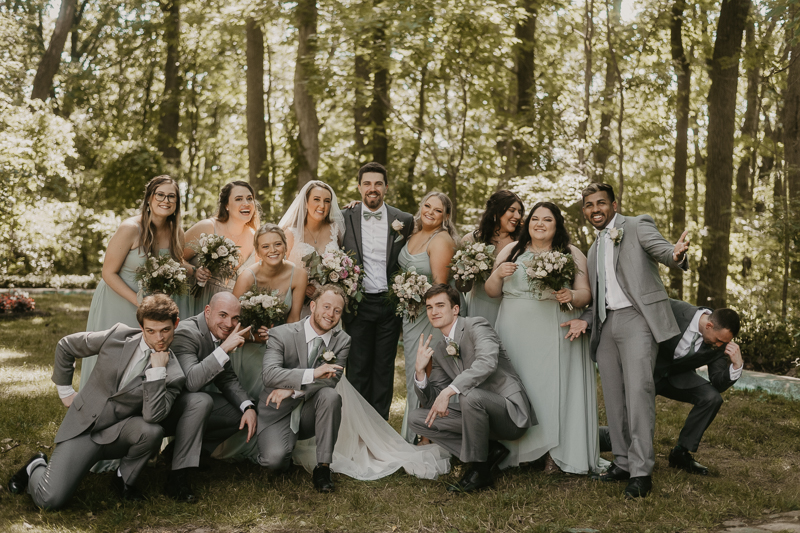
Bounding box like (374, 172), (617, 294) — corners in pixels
(256, 320), (351, 470)
(161, 312), (252, 469)
(341, 202), (413, 419)
(28, 324), (185, 510)
(580, 213), (688, 477)
(409, 317), (535, 462)
(655, 299), (738, 452)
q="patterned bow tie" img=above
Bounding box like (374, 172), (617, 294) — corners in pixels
(363, 210), (382, 221)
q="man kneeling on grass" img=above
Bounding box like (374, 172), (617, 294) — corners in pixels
(7, 294), (186, 510)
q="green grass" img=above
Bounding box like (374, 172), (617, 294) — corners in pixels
(1, 294), (799, 532)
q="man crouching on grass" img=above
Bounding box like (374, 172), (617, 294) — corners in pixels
(7, 294), (186, 510)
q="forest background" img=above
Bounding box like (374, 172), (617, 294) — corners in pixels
(1, 0), (798, 373)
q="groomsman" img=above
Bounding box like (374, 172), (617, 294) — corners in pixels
(409, 284), (535, 493)
(161, 292), (256, 502)
(7, 295), (185, 509)
(257, 284), (350, 492)
(341, 162), (413, 419)
(562, 182), (689, 498)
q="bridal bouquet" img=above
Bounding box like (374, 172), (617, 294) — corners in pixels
(387, 267), (432, 322)
(449, 242), (495, 293)
(190, 234), (240, 297)
(238, 288), (289, 331)
(135, 255), (188, 297)
(523, 250), (577, 311)
(302, 248), (364, 310)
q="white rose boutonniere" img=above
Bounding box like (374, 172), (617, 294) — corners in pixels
(445, 340), (460, 359)
(322, 350), (337, 364)
(608, 227), (624, 246)
(391, 219), (405, 243)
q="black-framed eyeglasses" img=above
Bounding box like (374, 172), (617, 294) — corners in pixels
(154, 192), (178, 203)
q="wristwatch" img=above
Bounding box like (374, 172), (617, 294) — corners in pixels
(243, 405), (255, 413)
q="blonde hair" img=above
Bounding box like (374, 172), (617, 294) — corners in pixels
(254, 223), (287, 249)
(413, 191), (459, 240)
(139, 175), (184, 262)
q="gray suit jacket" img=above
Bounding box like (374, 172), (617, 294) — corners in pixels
(257, 320), (351, 432)
(580, 214), (689, 360)
(415, 316), (535, 429)
(171, 312), (251, 407)
(341, 203), (414, 283)
(52, 323), (186, 445)
(655, 299), (738, 392)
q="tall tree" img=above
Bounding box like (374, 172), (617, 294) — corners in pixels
(735, 17), (760, 208)
(578, 0), (594, 173)
(514, 0), (537, 174)
(670, 0), (690, 299)
(31, 0), (76, 101)
(594, 0), (621, 180)
(157, 0), (181, 166)
(784, 5), (800, 317)
(293, 0), (319, 189)
(246, 17), (269, 214)
(370, 0), (390, 165)
(697, 0), (751, 308)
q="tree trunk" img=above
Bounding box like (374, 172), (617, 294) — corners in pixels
(578, 0), (594, 172)
(246, 18), (269, 214)
(514, 0), (537, 174)
(593, 0), (621, 180)
(696, 0), (751, 308)
(370, 0), (389, 166)
(157, 0), (181, 166)
(293, 0), (320, 189)
(401, 64), (427, 213)
(31, 0), (76, 101)
(785, 5), (800, 203)
(735, 17), (759, 208)
(266, 41), (278, 212)
(670, 0), (690, 299)
(354, 45), (369, 163)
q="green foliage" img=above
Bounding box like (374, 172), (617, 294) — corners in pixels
(99, 143), (166, 210)
(738, 315), (799, 374)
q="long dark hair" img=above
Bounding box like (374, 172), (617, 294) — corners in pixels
(139, 175), (184, 262)
(472, 190), (525, 244)
(216, 181), (260, 231)
(508, 201), (571, 263)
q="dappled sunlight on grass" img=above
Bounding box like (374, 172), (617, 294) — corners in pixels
(0, 349), (29, 362)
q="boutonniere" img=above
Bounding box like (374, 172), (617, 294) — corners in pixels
(608, 227), (624, 246)
(391, 219), (405, 243)
(445, 340), (460, 359)
(321, 350), (337, 364)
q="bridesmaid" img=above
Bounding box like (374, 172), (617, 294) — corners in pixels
(179, 181), (260, 318)
(398, 191), (457, 443)
(461, 190), (524, 327)
(214, 224), (307, 461)
(485, 201), (604, 475)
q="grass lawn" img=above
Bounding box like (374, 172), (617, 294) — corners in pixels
(1, 294), (799, 533)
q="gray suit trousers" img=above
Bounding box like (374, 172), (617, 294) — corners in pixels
(161, 391), (242, 470)
(28, 417), (163, 510)
(408, 388), (526, 463)
(257, 387), (342, 471)
(596, 307), (658, 477)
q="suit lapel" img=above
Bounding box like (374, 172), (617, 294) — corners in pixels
(350, 205), (364, 264)
(450, 317), (465, 373)
(385, 204), (398, 265)
(294, 322), (308, 369)
(613, 215), (626, 269)
(114, 336), (145, 394)
(197, 313), (215, 357)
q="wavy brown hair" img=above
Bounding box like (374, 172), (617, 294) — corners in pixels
(139, 175), (184, 262)
(216, 181), (261, 231)
(471, 190), (525, 244)
(508, 201), (572, 263)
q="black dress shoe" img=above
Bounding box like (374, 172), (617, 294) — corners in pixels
(593, 462), (630, 482)
(8, 452), (47, 495)
(165, 469), (196, 502)
(669, 446), (709, 475)
(598, 426), (612, 453)
(111, 473), (145, 502)
(487, 441), (510, 472)
(624, 476), (652, 499)
(447, 466), (493, 493)
(313, 465), (334, 493)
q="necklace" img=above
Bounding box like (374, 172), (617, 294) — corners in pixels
(307, 225), (324, 245)
(527, 244), (551, 254)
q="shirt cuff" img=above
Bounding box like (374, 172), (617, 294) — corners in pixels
(448, 384), (460, 395)
(301, 368), (314, 385)
(145, 367), (167, 381)
(56, 385), (76, 399)
(240, 400), (254, 412)
(292, 390), (306, 399)
(729, 363), (743, 381)
(212, 346), (230, 366)
(414, 375), (428, 389)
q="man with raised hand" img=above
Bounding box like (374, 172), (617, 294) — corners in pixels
(162, 292), (256, 502)
(7, 294), (185, 510)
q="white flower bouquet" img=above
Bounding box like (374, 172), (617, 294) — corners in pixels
(135, 255), (188, 297)
(523, 250), (578, 311)
(302, 248), (364, 311)
(387, 266), (432, 322)
(449, 241), (496, 293)
(190, 233), (240, 297)
(238, 287), (289, 331)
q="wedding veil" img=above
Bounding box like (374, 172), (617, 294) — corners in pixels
(278, 180), (345, 246)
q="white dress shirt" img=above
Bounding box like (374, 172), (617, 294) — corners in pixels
(209, 332), (254, 412)
(674, 309), (742, 380)
(293, 317), (335, 398)
(414, 320), (460, 395)
(361, 202), (389, 293)
(597, 214), (633, 311)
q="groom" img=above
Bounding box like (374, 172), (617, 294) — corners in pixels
(562, 182), (689, 498)
(341, 161), (413, 419)
(409, 284), (535, 493)
(256, 284), (351, 492)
